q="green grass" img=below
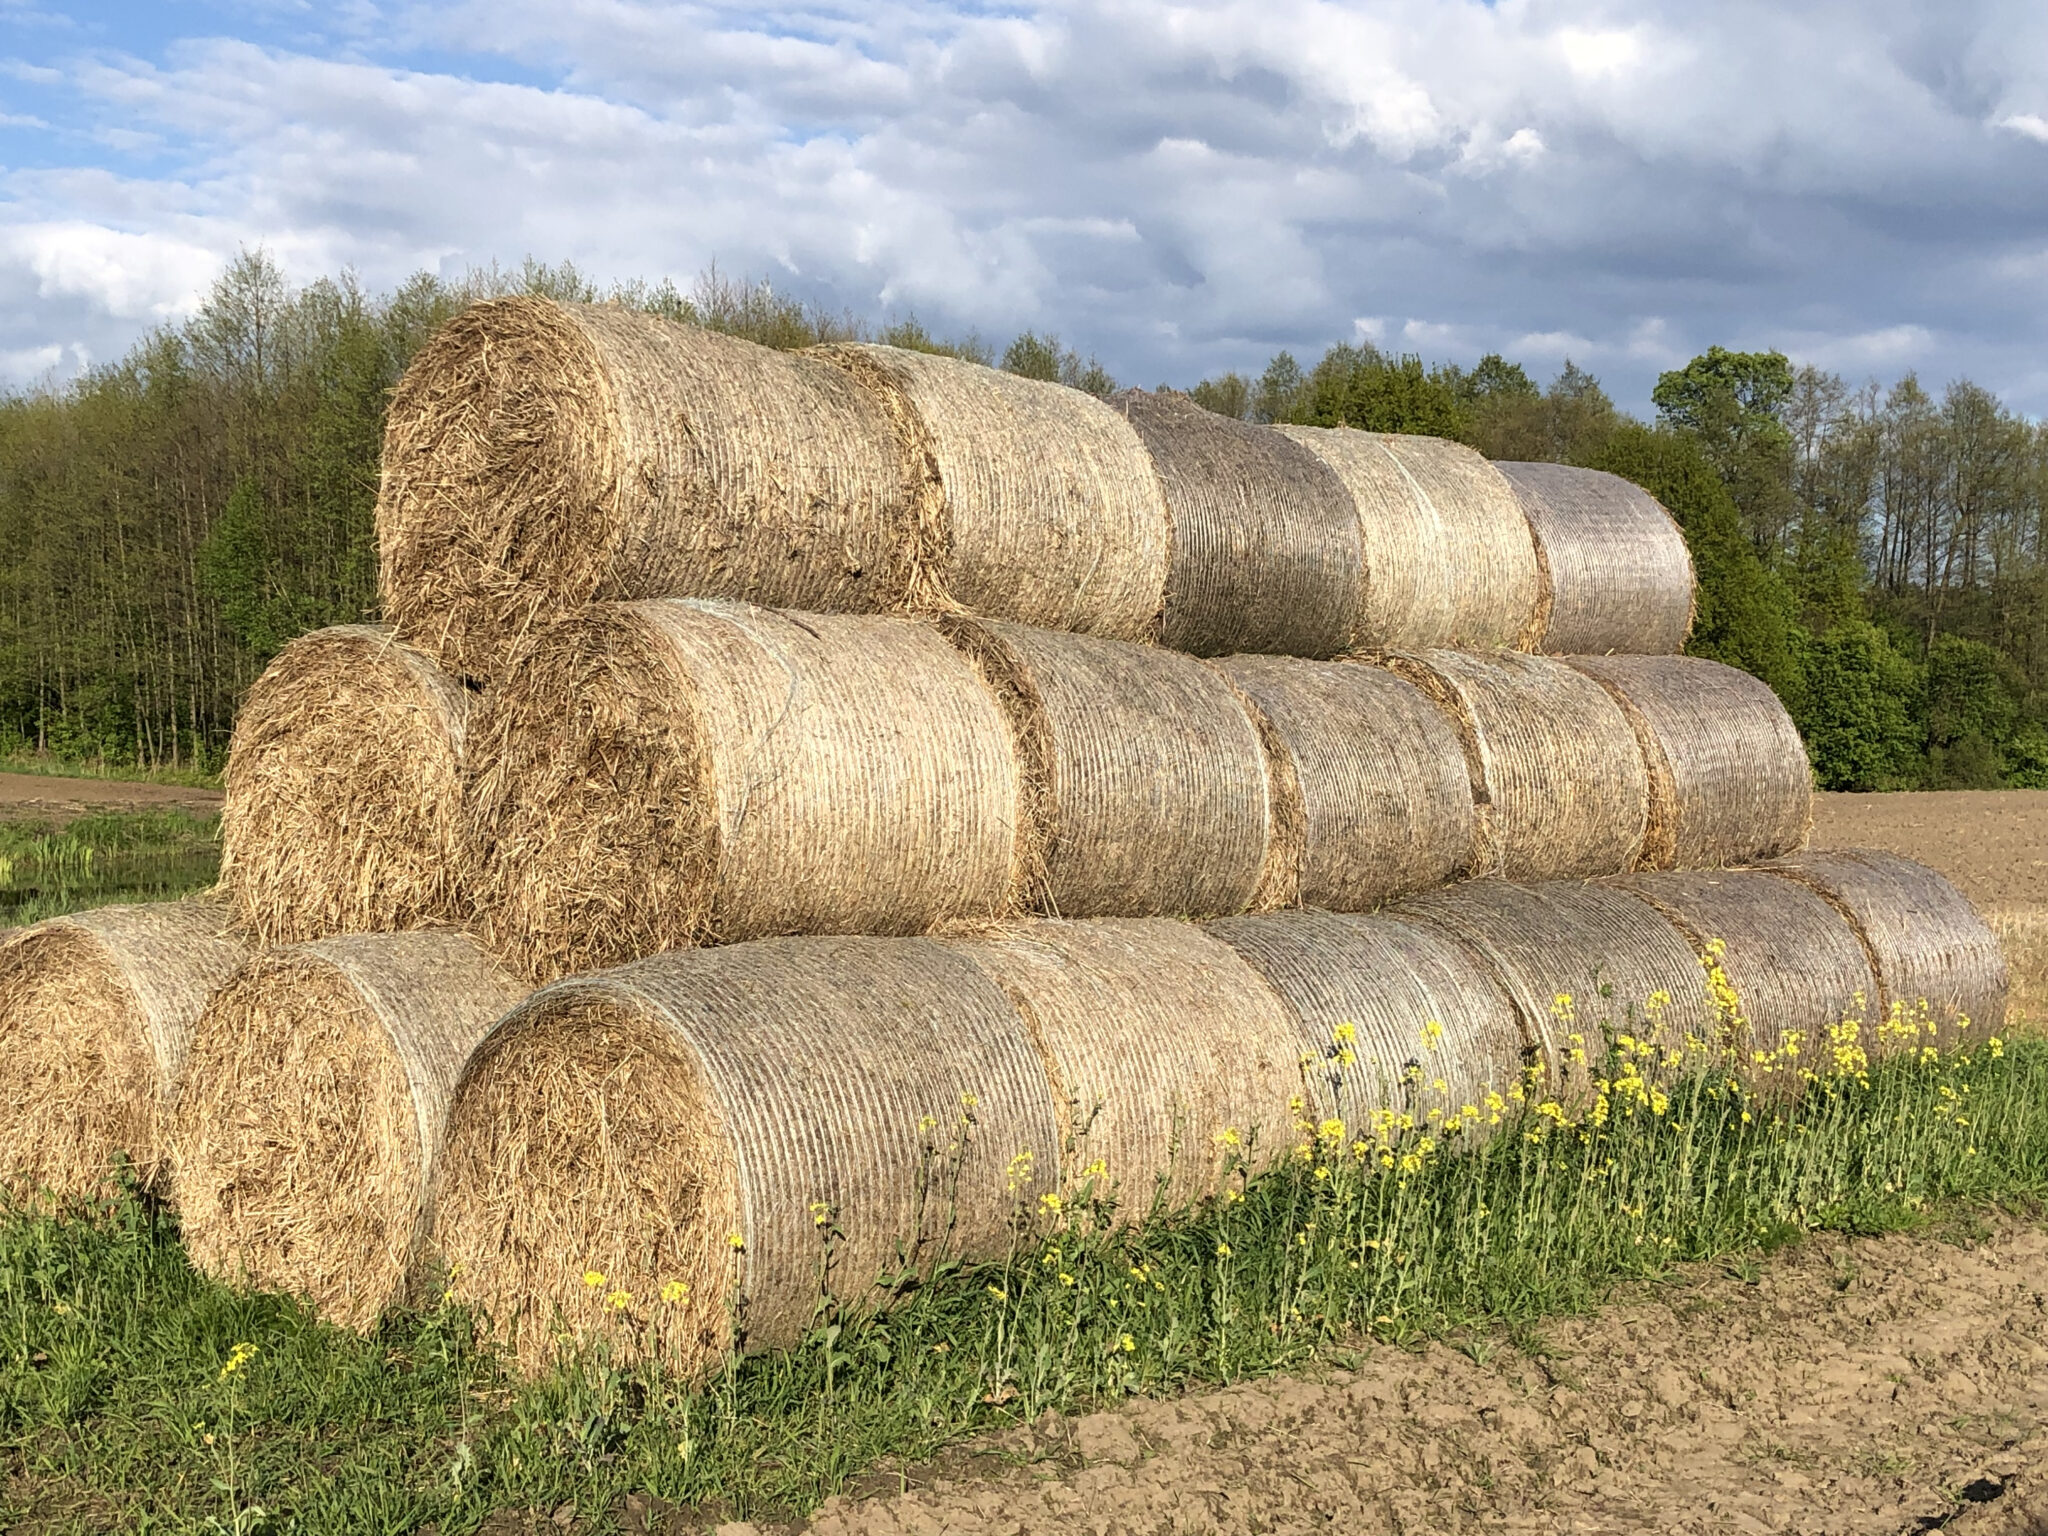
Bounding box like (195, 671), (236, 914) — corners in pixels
(0, 811), (221, 927)
(2, 1033), (2043, 1534)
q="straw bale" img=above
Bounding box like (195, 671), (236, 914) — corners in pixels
(942, 619), (1273, 918)
(1986, 903), (2048, 1027)
(1396, 881), (1716, 1100)
(377, 298), (909, 680)
(1614, 871), (1878, 1079)
(817, 345), (1171, 643)
(468, 600), (1018, 981)
(1212, 655), (1473, 909)
(431, 936), (1060, 1376)
(1498, 462), (1695, 655)
(1273, 427), (1541, 651)
(940, 919), (1304, 1216)
(1110, 389), (1361, 657)
(1208, 910), (1528, 1132)
(1761, 850), (2007, 1050)
(1381, 650), (1648, 881)
(1566, 653), (1811, 870)
(171, 932), (526, 1331)
(0, 896), (247, 1197)
(220, 625), (474, 945)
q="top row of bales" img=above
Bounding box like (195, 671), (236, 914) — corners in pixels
(376, 299), (1694, 681)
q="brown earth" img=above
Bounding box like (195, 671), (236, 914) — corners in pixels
(0, 770), (222, 822)
(669, 1214), (2048, 1536)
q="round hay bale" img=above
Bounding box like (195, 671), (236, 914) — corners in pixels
(1614, 870), (1879, 1084)
(1760, 850), (2008, 1051)
(940, 919), (1303, 1216)
(1395, 881), (1717, 1100)
(1273, 427), (1541, 651)
(1110, 389), (1361, 657)
(816, 344), (1171, 643)
(1381, 651), (1648, 882)
(1208, 910), (1528, 1134)
(942, 619), (1275, 918)
(377, 298), (909, 680)
(220, 625), (474, 946)
(468, 600), (1018, 981)
(0, 895), (248, 1197)
(432, 936), (1060, 1376)
(171, 932), (526, 1331)
(1498, 462), (1695, 655)
(1212, 655), (1473, 909)
(1566, 653), (1810, 870)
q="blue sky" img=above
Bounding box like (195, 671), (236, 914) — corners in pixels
(4, 1), (2048, 411)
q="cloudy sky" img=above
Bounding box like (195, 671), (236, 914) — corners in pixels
(4, 1), (2047, 410)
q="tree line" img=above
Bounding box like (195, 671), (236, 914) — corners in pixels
(1, 253), (2041, 791)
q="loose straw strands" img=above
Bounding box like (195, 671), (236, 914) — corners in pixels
(1613, 870), (1878, 1085)
(943, 620), (1276, 918)
(1395, 881), (1716, 1100)
(1381, 650), (1649, 881)
(1213, 655), (1472, 909)
(1275, 428), (1541, 652)
(1760, 850), (2008, 1051)
(221, 625), (474, 946)
(1566, 653), (1811, 870)
(377, 299), (909, 680)
(1208, 909), (1528, 1131)
(1499, 462), (1695, 656)
(467, 601), (1018, 981)
(0, 896), (248, 1197)
(817, 344), (1171, 643)
(1111, 389), (1361, 657)
(172, 932), (527, 1331)
(941, 919), (1305, 1215)
(431, 936), (1061, 1376)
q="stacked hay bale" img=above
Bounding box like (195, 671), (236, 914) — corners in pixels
(221, 625), (474, 944)
(171, 931), (527, 1330)
(1498, 462), (1695, 655)
(16, 295), (2022, 1382)
(373, 303), (1701, 671)
(0, 896), (248, 1196)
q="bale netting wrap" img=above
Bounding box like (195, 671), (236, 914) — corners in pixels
(940, 919), (1303, 1217)
(1207, 910), (1527, 1138)
(1273, 427), (1540, 651)
(1382, 650), (1648, 882)
(1566, 653), (1811, 870)
(944, 619), (1276, 918)
(1614, 870), (1879, 1085)
(469, 600), (1018, 981)
(432, 936), (1061, 1377)
(1395, 881), (1717, 1100)
(1110, 389), (1361, 657)
(376, 298), (909, 680)
(818, 344), (1170, 642)
(220, 625), (474, 946)
(0, 896), (247, 1197)
(171, 932), (527, 1332)
(1213, 655), (1472, 909)
(1760, 850), (2008, 1051)
(1498, 462), (1695, 656)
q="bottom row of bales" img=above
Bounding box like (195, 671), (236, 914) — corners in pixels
(0, 850), (2007, 1377)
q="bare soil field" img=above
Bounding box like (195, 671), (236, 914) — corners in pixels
(758, 1215), (2048, 1536)
(0, 770), (222, 822)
